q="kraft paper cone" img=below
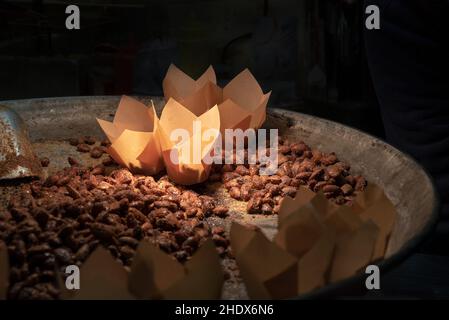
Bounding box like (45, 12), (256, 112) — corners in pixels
(275, 207), (326, 259)
(324, 206), (364, 234)
(53, 238), (224, 300)
(297, 228), (335, 294)
(230, 184), (396, 298)
(351, 184), (396, 260)
(278, 186), (316, 228)
(222, 69), (271, 130)
(162, 64), (271, 131)
(129, 239), (223, 300)
(71, 247), (135, 300)
(128, 240), (185, 299)
(163, 64), (217, 107)
(278, 186), (337, 229)
(179, 81), (222, 117)
(162, 240), (224, 300)
(0, 242), (8, 300)
(230, 222), (297, 299)
(157, 98), (221, 185)
(275, 199), (336, 294)
(329, 220), (379, 283)
(279, 186), (385, 281)
(97, 95), (164, 175)
(217, 99), (252, 136)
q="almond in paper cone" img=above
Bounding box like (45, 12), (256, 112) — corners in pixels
(97, 95), (164, 175)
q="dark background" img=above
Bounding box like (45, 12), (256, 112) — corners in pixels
(0, 0), (384, 138)
(4, 0), (449, 298)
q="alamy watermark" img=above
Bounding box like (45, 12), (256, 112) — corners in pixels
(65, 265), (80, 290)
(167, 121), (279, 175)
(365, 5), (380, 30)
(365, 265), (380, 290)
(65, 5), (80, 30)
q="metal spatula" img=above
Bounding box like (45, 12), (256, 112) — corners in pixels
(0, 105), (42, 180)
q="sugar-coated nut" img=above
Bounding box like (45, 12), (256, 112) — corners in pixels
(341, 184), (354, 195)
(90, 147), (103, 159)
(2, 164), (231, 300)
(69, 138), (79, 146)
(76, 143), (91, 153)
(83, 136), (96, 145)
(40, 157), (50, 167)
(213, 206), (229, 217)
(67, 156), (79, 166)
(221, 139), (365, 214)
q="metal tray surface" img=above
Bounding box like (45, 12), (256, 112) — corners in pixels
(0, 96), (438, 299)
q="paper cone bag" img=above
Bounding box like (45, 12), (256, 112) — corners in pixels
(57, 239), (223, 300)
(0, 241), (8, 300)
(351, 183), (396, 260)
(329, 219), (379, 283)
(296, 228), (335, 294)
(163, 64), (219, 116)
(128, 240), (184, 300)
(97, 95), (164, 175)
(230, 223), (298, 299)
(162, 64), (270, 132)
(228, 185), (390, 298)
(71, 247), (135, 300)
(278, 186), (338, 229)
(157, 98), (221, 185)
(129, 238), (224, 300)
(275, 197), (336, 294)
(277, 187), (382, 285)
(221, 69), (271, 130)
(160, 240), (224, 300)
(275, 206), (326, 258)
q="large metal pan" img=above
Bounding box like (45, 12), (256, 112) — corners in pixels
(0, 96), (439, 299)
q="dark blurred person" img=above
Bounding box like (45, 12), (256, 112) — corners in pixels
(364, 0), (449, 254)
